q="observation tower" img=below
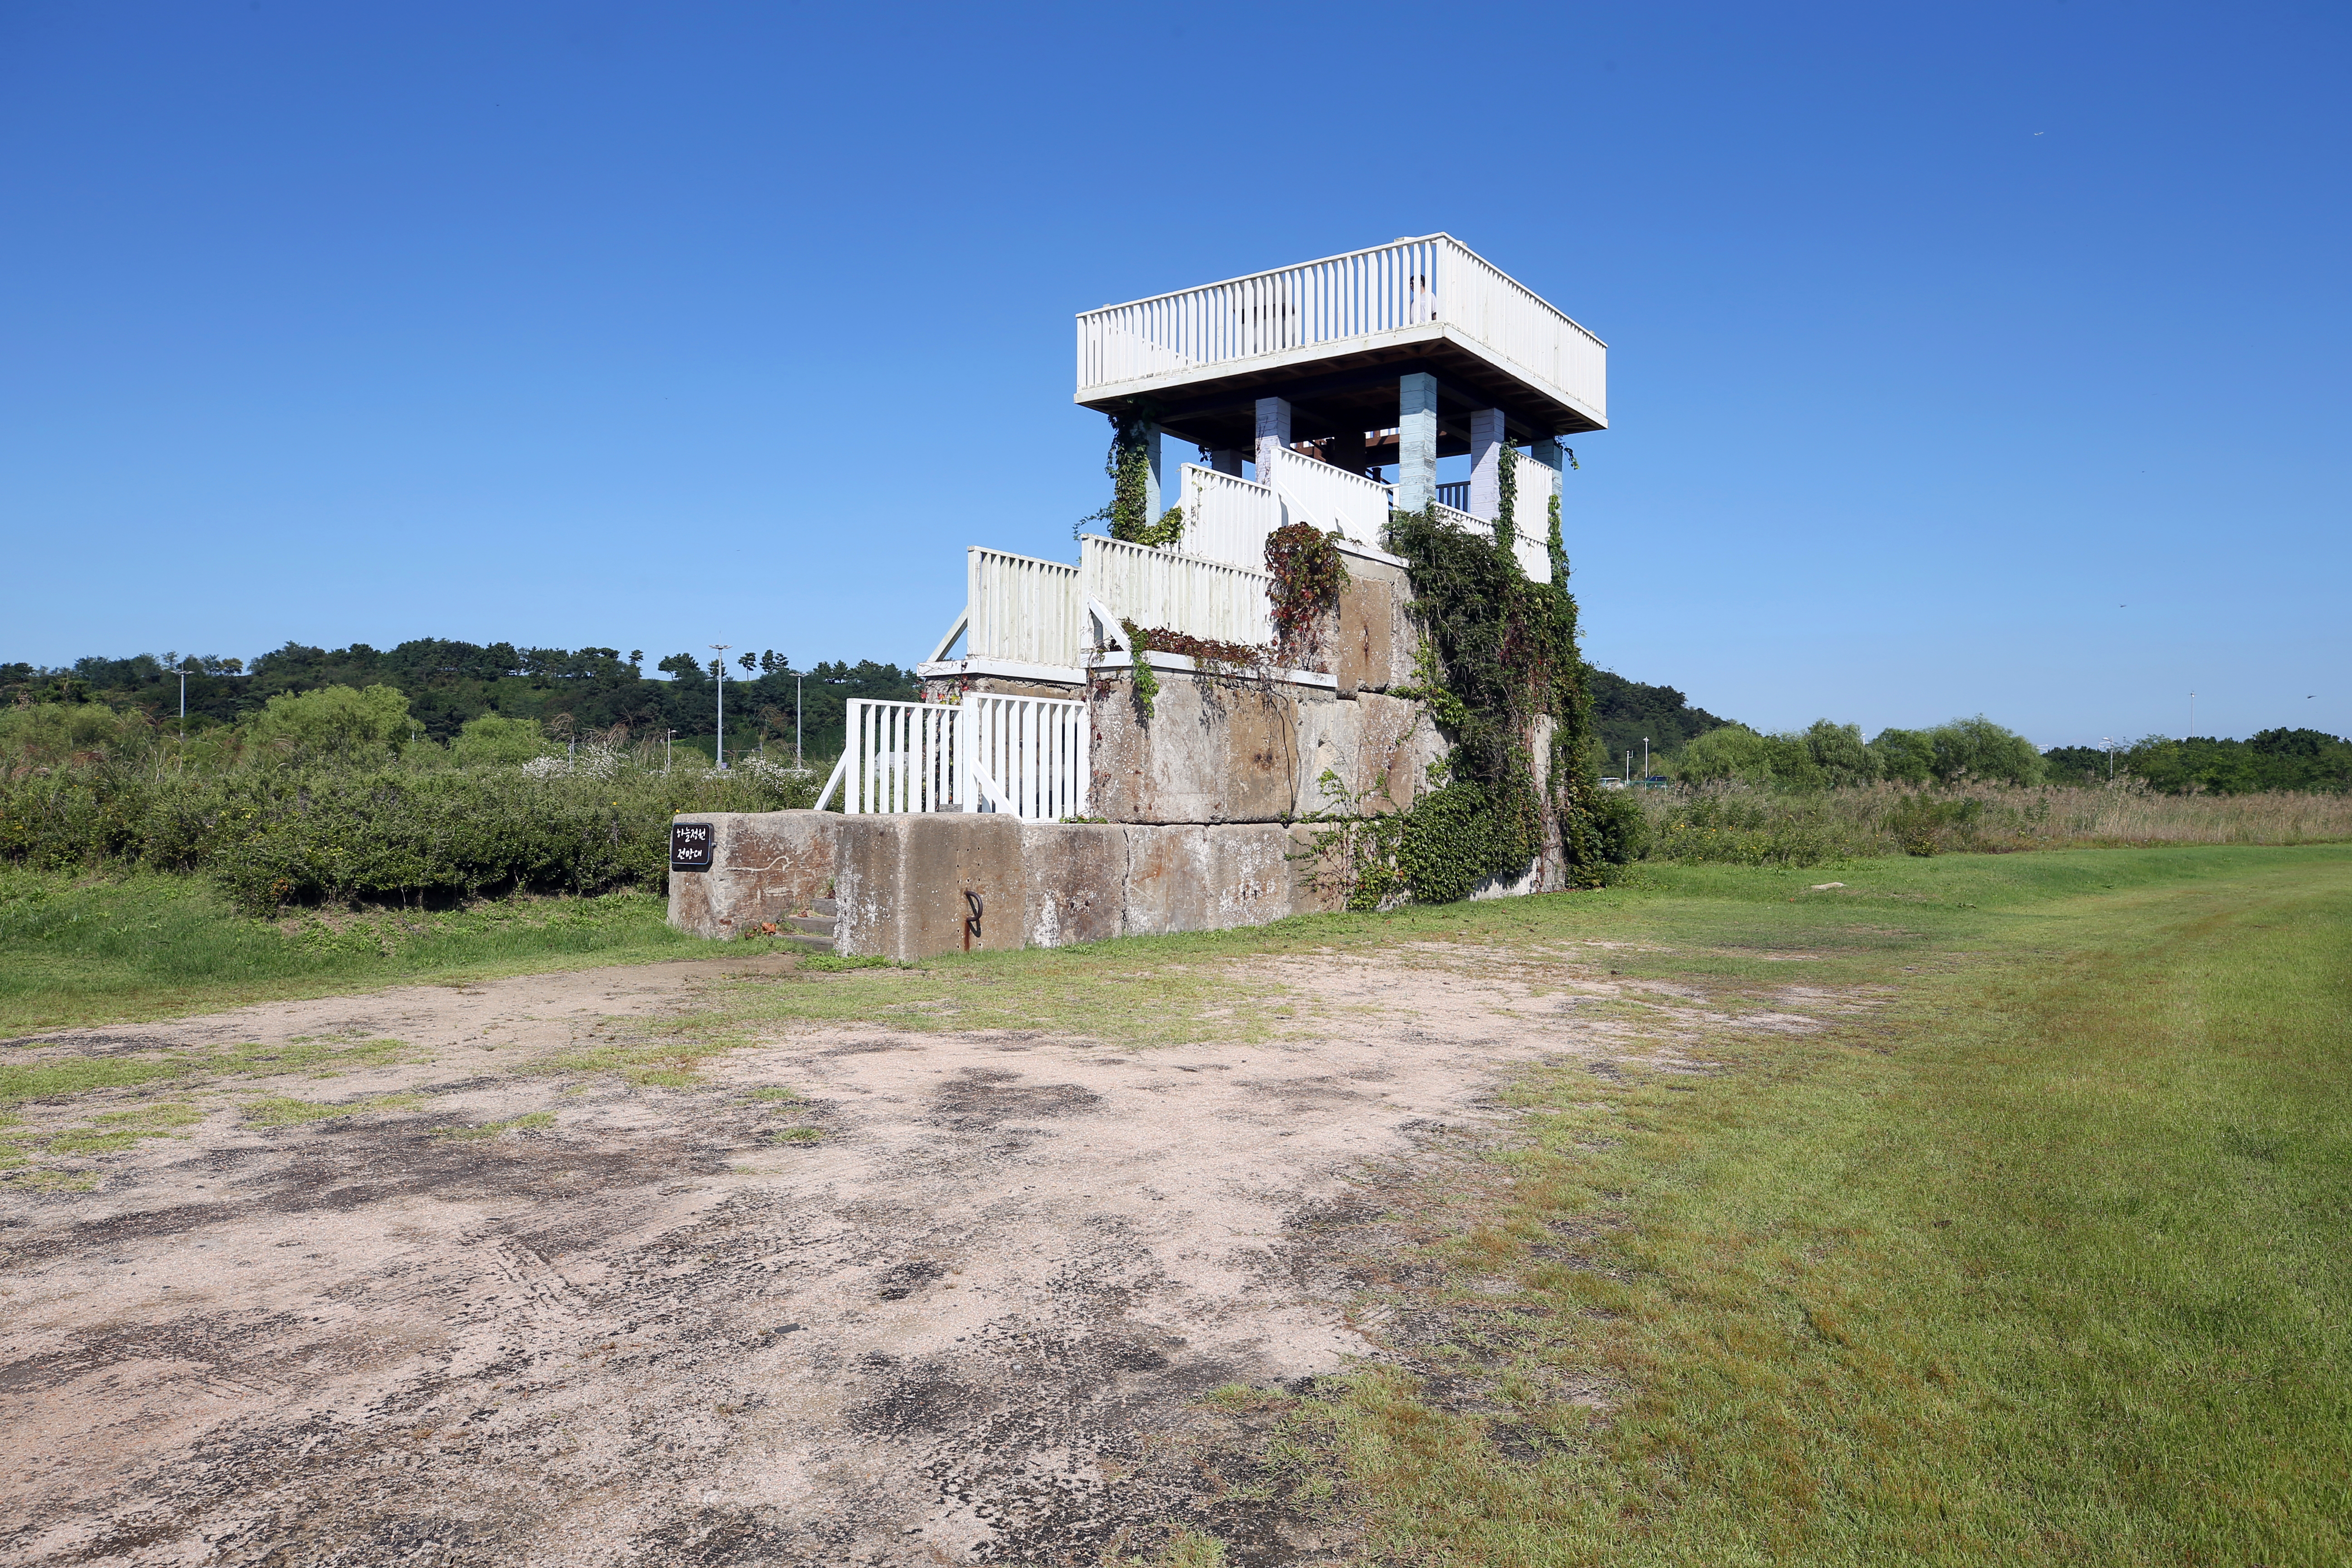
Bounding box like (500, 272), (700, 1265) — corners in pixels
(918, 234), (1608, 696)
(673, 237), (1608, 959)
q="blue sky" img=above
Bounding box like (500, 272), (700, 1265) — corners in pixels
(3, 0), (2344, 747)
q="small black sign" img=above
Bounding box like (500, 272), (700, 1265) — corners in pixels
(671, 821), (716, 871)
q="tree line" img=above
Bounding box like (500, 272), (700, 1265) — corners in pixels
(9, 642), (2339, 797)
(0, 639), (921, 762)
(2043, 730), (2352, 795)
(1661, 717), (2351, 795)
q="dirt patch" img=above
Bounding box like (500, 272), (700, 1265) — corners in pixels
(0, 944), (1821, 1565)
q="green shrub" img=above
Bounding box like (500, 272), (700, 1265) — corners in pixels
(0, 702), (154, 764)
(1681, 725), (1780, 787)
(0, 754), (820, 911)
(1872, 716), (2045, 786)
(1886, 794), (1986, 856)
(248, 684), (412, 759)
(1588, 786), (1650, 864)
(1802, 719), (1878, 787)
(451, 713), (555, 766)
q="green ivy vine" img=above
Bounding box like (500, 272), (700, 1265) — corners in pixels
(1293, 444), (1626, 906)
(1493, 441), (1519, 553)
(1373, 495), (1635, 900)
(1127, 628), (1160, 718)
(1080, 405), (1186, 547)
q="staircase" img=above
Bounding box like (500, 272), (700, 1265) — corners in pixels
(778, 899), (838, 954)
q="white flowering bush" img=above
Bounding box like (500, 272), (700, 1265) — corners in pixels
(732, 755), (815, 788)
(521, 744), (624, 782)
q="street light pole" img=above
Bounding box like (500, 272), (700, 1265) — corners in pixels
(795, 672), (804, 769)
(1643, 736), (1650, 784)
(709, 644), (732, 769)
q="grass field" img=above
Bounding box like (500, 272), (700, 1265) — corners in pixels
(633, 845), (2342, 1565)
(1264, 847), (2347, 1567)
(6, 846), (2342, 1563)
(0, 868), (799, 1037)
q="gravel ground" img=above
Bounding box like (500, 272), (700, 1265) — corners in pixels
(0, 946), (1728, 1566)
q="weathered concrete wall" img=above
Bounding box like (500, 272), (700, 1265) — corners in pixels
(919, 673), (1084, 704)
(1088, 674), (1443, 825)
(834, 814), (1025, 963)
(1120, 823), (1295, 937)
(1019, 822), (1127, 949)
(1333, 553), (1420, 693)
(666, 811), (839, 943)
(671, 812), (1358, 957)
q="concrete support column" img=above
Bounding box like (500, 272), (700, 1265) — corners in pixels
(1209, 449), (1245, 476)
(1397, 373), (1437, 513)
(1468, 407), (1509, 522)
(1142, 423), (1164, 524)
(1254, 398), (1292, 485)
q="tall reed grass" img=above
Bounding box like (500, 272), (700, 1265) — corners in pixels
(1629, 779), (2352, 867)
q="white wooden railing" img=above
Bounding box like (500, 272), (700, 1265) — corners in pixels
(816, 696), (1088, 822)
(963, 693), (1088, 822)
(1265, 448), (1392, 548)
(1178, 455), (1396, 569)
(818, 700), (963, 814)
(1176, 464), (1279, 570)
(967, 547), (1083, 667)
(1513, 450), (1558, 527)
(1082, 534), (1274, 647)
(1431, 502), (1551, 583)
(1075, 234), (1606, 425)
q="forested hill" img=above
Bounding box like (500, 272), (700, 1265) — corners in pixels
(1588, 669), (1737, 763)
(5, 641), (1742, 766)
(0, 640), (920, 759)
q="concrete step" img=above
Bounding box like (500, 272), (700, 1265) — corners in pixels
(786, 916), (837, 937)
(810, 898), (838, 917)
(781, 931), (834, 954)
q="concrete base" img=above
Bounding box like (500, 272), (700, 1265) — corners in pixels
(1087, 678), (1444, 825)
(670, 810), (1356, 959)
(666, 811), (840, 944)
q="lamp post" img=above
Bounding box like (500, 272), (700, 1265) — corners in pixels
(795, 672), (804, 769)
(1643, 736), (1650, 785)
(709, 644), (732, 769)
(665, 728), (675, 774)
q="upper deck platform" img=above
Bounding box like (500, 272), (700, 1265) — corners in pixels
(1074, 235), (1606, 453)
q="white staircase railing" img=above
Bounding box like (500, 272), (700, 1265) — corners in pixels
(1265, 448), (1393, 548)
(815, 697), (1088, 823)
(963, 693), (1089, 822)
(1430, 501), (1551, 583)
(1082, 534), (1274, 647)
(817, 699), (963, 815)
(968, 547), (1084, 667)
(1176, 463), (1279, 569)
